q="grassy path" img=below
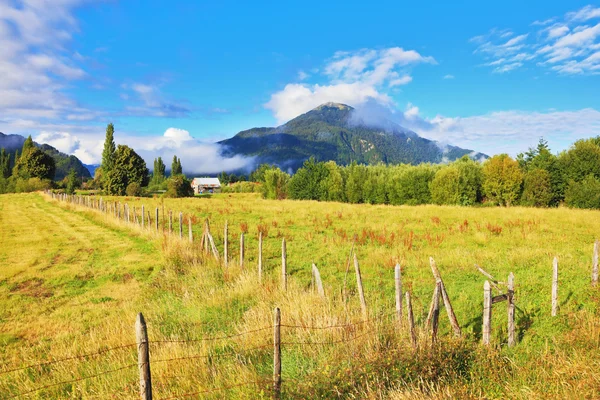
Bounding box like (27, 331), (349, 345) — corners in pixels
(0, 193), (164, 397)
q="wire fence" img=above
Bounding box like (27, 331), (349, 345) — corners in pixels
(2, 309), (395, 399)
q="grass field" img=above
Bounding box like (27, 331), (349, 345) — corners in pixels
(1, 192), (599, 399)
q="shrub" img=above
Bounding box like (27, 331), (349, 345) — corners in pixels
(521, 168), (553, 207)
(564, 174), (600, 209)
(165, 176), (194, 198)
(126, 182), (143, 197)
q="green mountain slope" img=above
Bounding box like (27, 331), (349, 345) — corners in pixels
(219, 103), (486, 171)
(0, 132), (91, 180)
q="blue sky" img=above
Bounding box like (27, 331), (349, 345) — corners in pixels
(1, 0), (600, 172)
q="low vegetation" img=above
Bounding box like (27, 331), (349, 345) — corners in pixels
(1, 192), (599, 398)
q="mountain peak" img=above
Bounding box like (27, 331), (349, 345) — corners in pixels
(313, 102), (354, 111)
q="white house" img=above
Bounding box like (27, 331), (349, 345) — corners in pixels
(191, 177), (221, 194)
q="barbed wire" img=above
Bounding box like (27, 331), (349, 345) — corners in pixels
(280, 310), (396, 331)
(6, 362), (137, 399)
(161, 379), (272, 399)
(149, 326), (272, 345)
(150, 343), (272, 366)
(0, 343), (137, 376)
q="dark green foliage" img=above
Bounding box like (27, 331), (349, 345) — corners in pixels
(558, 137), (600, 182)
(13, 146), (56, 180)
(126, 182), (143, 197)
(521, 168), (553, 207)
(171, 155), (183, 176)
(564, 175), (600, 209)
(101, 123), (116, 173)
(219, 103), (485, 171)
(391, 164), (437, 205)
(39, 145), (91, 181)
(218, 171), (246, 185)
(65, 168), (79, 195)
(249, 164), (279, 183)
(518, 138), (564, 205)
(105, 145), (149, 195)
(152, 157), (166, 183)
(0, 148), (11, 179)
(261, 168), (290, 199)
(165, 175), (194, 198)
(287, 157), (329, 200)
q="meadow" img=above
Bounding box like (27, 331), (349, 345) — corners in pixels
(0, 192), (599, 399)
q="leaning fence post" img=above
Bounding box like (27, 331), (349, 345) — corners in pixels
(507, 272), (515, 347)
(483, 280), (492, 345)
(179, 213), (183, 239)
(240, 233), (245, 269)
(395, 264), (403, 325)
(136, 313), (152, 400)
(224, 221), (228, 267)
(431, 282), (441, 346)
(552, 257), (559, 317)
(273, 307), (281, 400)
(593, 240), (599, 287)
(258, 231), (263, 282)
(312, 263), (325, 298)
(188, 217), (193, 243)
(281, 238), (287, 291)
(430, 257), (461, 337)
(353, 253), (368, 319)
(405, 291), (417, 349)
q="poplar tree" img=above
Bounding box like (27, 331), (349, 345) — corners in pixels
(101, 123), (116, 173)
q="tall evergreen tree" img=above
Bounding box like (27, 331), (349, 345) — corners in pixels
(0, 148), (11, 179)
(101, 123), (116, 173)
(171, 155), (182, 176)
(21, 135), (35, 156)
(153, 157), (166, 182)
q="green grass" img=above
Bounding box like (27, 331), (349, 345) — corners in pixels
(1, 192), (599, 399)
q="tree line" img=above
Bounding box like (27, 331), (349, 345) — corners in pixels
(252, 137), (600, 209)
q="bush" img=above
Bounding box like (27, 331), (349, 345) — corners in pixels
(14, 177), (52, 193)
(564, 175), (600, 209)
(165, 176), (194, 198)
(262, 168), (290, 199)
(221, 181), (261, 193)
(521, 168), (553, 207)
(126, 182), (143, 197)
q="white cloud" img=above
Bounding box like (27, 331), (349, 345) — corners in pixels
(443, 74), (455, 79)
(566, 5), (600, 22)
(265, 47), (434, 123)
(297, 70), (309, 80)
(472, 5), (600, 74)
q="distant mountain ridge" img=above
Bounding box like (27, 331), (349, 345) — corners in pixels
(0, 132), (92, 180)
(219, 103), (486, 171)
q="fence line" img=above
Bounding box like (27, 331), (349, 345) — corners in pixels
(32, 191), (600, 398)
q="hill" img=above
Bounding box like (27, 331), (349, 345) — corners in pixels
(0, 132), (91, 180)
(219, 103), (486, 171)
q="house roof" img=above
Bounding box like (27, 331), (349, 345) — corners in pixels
(192, 177), (221, 187)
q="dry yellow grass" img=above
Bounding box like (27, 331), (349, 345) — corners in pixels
(0, 192), (599, 399)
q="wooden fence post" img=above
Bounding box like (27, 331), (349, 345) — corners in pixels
(224, 221), (228, 267)
(431, 282), (441, 345)
(155, 208), (159, 231)
(483, 280), (492, 345)
(281, 239), (287, 291)
(395, 264), (403, 325)
(188, 218), (193, 243)
(312, 263), (325, 298)
(552, 257), (559, 317)
(240, 233), (245, 269)
(141, 205), (145, 229)
(273, 307), (281, 400)
(507, 272), (515, 347)
(169, 211), (173, 233)
(353, 253), (367, 319)
(179, 213), (183, 239)
(405, 291), (417, 349)
(135, 313), (152, 400)
(593, 240), (599, 287)
(258, 232), (263, 282)
(430, 258), (461, 337)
